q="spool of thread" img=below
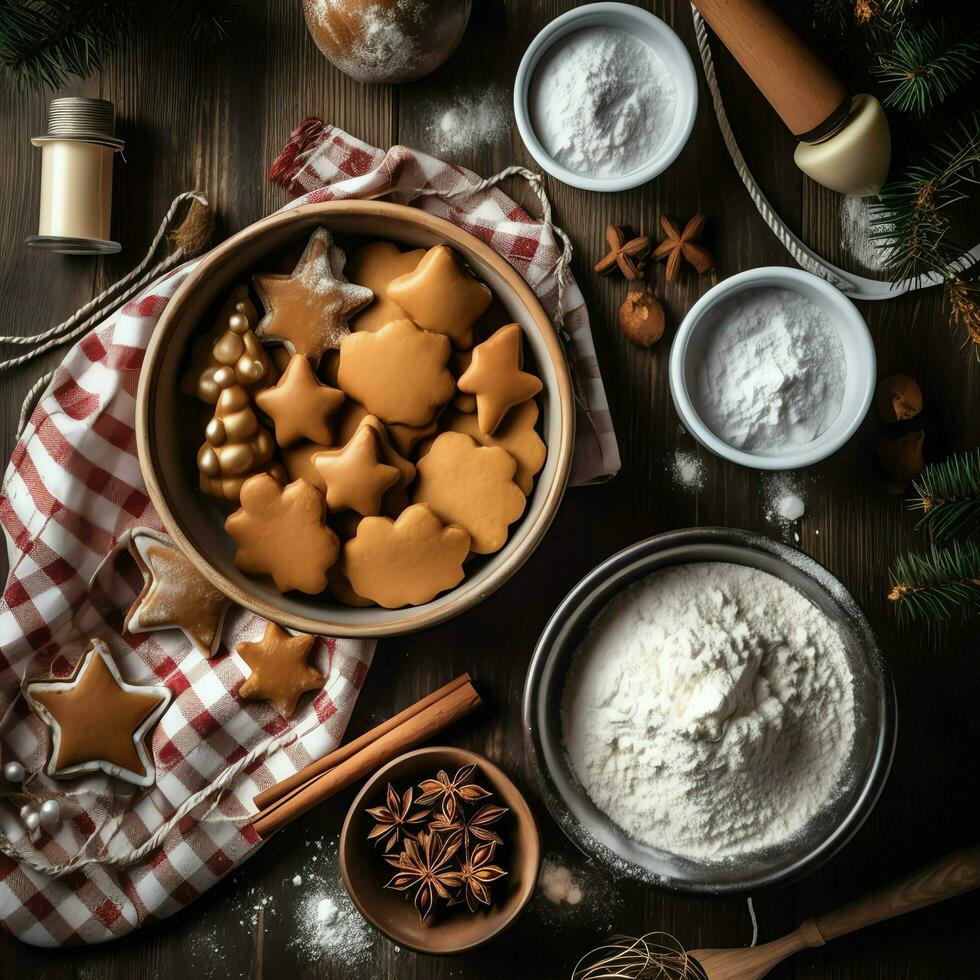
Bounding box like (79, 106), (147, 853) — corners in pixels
(27, 97), (124, 255)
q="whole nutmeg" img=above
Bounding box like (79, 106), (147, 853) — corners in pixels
(619, 288), (665, 347)
(875, 374), (923, 423)
(877, 430), (925, 494)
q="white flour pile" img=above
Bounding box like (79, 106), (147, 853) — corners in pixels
(672, 450), (705, 490)
(562, 563), (856, 860)
(539, 860), (584, 906)
(695, 288), (846, 453)
(529, 27), (677, 178)
(426, 84), (510, 157)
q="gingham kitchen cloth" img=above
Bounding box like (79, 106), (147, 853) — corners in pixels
(0, 123), (618, 948)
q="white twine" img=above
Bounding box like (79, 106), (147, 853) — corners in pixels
(747, 896), (758, 947)
(689, 5), (980, 301)
(8, 191), (209, 437)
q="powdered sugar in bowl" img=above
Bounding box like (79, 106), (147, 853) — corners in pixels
(669, 267), (876, 470)
(514, 3), (698, 191)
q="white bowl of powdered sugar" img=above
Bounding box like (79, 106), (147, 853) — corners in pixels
(514, 3), (698, 191)
(669, 267), (876, 470)
(523, 528), (896, 894)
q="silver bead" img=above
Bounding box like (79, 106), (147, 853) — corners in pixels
(24, 811), (40, 832)
(39, 799), (62, 832)
(3, 761), (24, 783)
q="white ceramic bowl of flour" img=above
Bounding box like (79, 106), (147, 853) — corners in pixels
(669, 267), (876, 470)
(514, 3), (698, 191)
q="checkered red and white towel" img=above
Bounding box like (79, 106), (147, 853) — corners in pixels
(0, 123), (619, 946)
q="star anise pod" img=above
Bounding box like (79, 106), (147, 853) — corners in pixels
(416, 764), (490, 822)
(594, 224), (651, 280)
(428, 802), (509, 851)
(365, 783), (430, 853)
(384, 829), (463, 922)
(652, 212), (714, 282)
(449, 840), (507, 912)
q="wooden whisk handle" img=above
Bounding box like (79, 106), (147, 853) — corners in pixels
(814, 846), (980, 942)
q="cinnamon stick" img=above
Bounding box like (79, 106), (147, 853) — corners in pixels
(250, 678), (481, 839)
(253, 673), (472, 811)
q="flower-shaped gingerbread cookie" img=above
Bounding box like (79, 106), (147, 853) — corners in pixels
(253, 228), (373, 360)
(338, 318), (454, 426)
(256, 353), (345, 447)
(458, 323), (543, 435)
(342, 503), (471, 608)
(435, 401), (546, 496)
(346, 240), (425, 333)
(413, 432), (526, 554)
(313, 423), (400, 516)
(225, 474), (339, 594)
(386, 244), (492, 349)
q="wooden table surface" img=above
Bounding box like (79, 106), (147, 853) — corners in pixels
(1, 2), (978, 977)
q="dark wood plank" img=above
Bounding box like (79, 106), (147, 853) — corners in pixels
(0, 1), (977, 978)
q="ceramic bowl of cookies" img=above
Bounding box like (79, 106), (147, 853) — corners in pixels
(339, 746), (541, 955)
(136, 201), (574, 637)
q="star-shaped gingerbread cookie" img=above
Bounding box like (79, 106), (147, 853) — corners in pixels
(346, 240), (426, 333)
(225, 474), (340, 594)
(236, 622), (324, 717)
(253, 228), (373, 360)
(25, 639), (171, 787)
(313, 423), (400, 516)
(342, 503), (471, 608)
(125, 528), (232, 658)
(386, 244), (492, 349)
(458, 323), (543, 435)
(255, 353), (345, 447)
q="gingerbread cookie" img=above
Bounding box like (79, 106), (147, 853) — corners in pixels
(313, 423), (400, 516)
(338, 318), (454, 426)
(413, 432), (526, 554)
(282, 440), (332, 491)
(125, 529), (232, 658)
(253, 228), (373, 360)
(451, 349), (477, 413)
(433, 401), (546, 496)
(25, 639), (171, 788)
(237, 622), (324, 717)
(358, 415), (416, 492)
(255, 353), (345, 447)
(182, 289), (278, 404)
(387, 245), (492, 349)
(328, 564), (374, 607)
(387, 418), (439, 456)
(346, 241), (425, 332)
(458, 323), (543, 435)
(342, 503), (470, 608)
(197, 367), (284, 501)
(225, 474), (339, 594)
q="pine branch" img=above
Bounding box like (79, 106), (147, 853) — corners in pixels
(948, 278), (980, 354)
(874, 23), (980, 117)
(166, 0), (240, 42)
(909, 449), (980, 540)
(0, 1), (136, 91)
(869, 114), (980, 283)
(888, 540), (980, 621)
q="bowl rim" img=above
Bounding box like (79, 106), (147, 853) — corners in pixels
(513, 1), (699, 192)
(668, 266), (877, 471)
(522, 526), (897, 896)
(135, 200), (575, 638)
(339, 745), (541, 955)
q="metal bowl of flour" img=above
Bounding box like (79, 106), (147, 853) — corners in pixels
(522, 527), (896, 895)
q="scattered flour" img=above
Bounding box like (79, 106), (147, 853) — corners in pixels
(763, 473), (808, 532)
(538, 860), (583, 906)
(672, 450), (705, 490)
(840, 194), (893, 272)
(529, 27), (677, 178)
(695, 288), (846, 453)
(561, 562), (856, 861)
(426, 84), (510, 158)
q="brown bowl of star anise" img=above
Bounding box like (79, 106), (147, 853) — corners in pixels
(339, 746), (540, 954)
